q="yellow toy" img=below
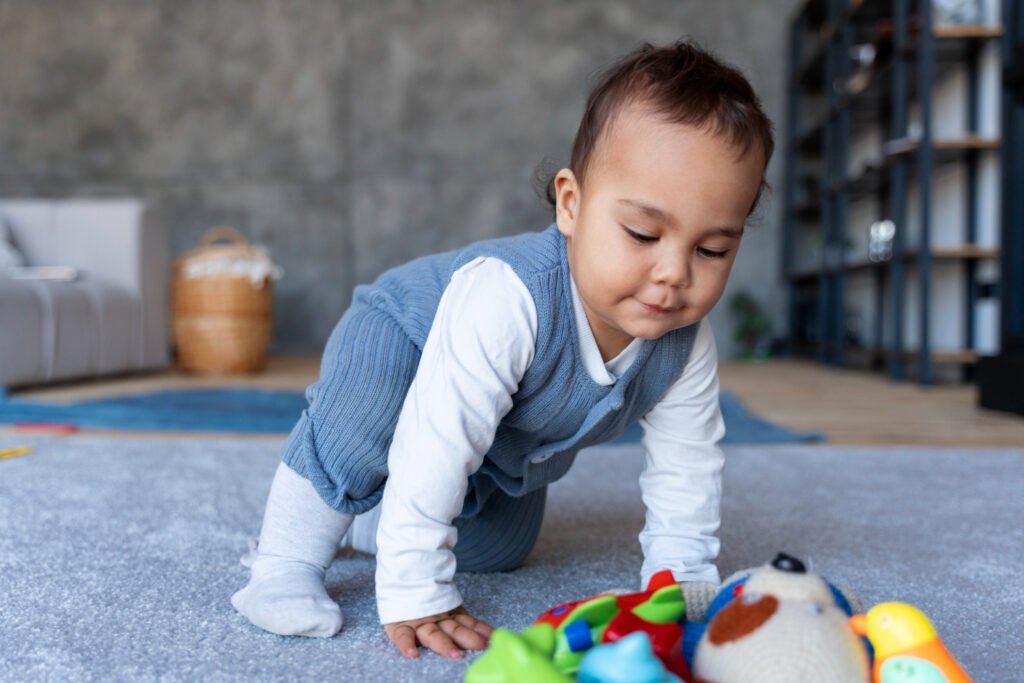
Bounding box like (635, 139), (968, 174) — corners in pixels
(849, 602), (971, 683)
(0, 445), (32, 460)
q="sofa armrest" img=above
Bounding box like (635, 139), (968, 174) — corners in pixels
(0, 198), (170, 369)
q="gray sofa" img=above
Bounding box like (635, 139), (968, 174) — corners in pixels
(0, 199), (170, 388)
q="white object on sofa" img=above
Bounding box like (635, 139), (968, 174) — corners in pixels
(0, 216), (26, 269)
(0, 199), (170, 387)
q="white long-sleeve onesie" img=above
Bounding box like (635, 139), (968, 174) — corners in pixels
(374, 256), (726, 624)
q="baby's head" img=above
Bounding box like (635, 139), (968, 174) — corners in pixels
(548, 40), (774, 358)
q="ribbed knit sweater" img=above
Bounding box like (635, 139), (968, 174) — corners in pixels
(283, 224), (698, 516)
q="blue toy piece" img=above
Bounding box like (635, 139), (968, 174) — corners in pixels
(564, 619), (594, 652)
(577, 632), (682, 683)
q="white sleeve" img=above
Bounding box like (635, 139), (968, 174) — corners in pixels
(637, 318), (725, 587)
(374, 257), (538, 624)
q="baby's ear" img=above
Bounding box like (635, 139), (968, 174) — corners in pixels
(553, 168), (580, 236)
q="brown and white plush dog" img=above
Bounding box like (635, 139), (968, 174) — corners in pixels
(692, 554), (870, 683)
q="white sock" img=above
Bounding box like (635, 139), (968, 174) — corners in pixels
(340, 502), (382, 555)
(231, 462), (353, 638)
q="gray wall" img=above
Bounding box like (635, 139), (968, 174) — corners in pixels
(0, 0), (801, 356)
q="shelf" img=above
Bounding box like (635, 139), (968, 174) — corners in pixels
(845, 345), (979, 365)
(782, 1), (1004, 384)
(833, 24), (1002, 123)
(827, 136), (1000, 199)
(788, 245), (1000, 282)
(883, 135), (1001, 159)
(927, 25), (1004, 60)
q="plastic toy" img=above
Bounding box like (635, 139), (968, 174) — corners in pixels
(849, 602), (972, 683)
(577, 632), (682, 683)
(464, 627), (570, 683)
(533, 569), (689, 678)
(465, 570), (691, 682)
(690, 553), (870, 683)
(15, 422), (78, 434)
(0, 445), (32, 460)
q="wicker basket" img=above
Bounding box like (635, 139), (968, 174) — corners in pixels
(172, 226), (274, 374)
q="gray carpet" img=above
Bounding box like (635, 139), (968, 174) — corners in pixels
(0, 436), (1020, 682)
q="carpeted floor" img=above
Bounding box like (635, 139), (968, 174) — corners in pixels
(0, 436), (1020, 682)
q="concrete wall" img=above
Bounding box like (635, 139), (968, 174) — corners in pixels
(0, 0), (801, 355)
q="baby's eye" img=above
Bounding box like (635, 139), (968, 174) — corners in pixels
(698, 247), (728, 259)
(623, 226), (657, 244)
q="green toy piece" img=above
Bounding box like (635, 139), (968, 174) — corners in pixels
(466, 570), (690, 682)
(465, 627), (570, 683)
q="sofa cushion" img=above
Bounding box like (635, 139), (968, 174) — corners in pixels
(0, 274), (142, 386)
(0, 275), (45, 386)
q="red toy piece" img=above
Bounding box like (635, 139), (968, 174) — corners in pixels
(533, 569), (691, 681)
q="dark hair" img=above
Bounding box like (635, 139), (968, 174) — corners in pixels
(541, 39), (775, 215)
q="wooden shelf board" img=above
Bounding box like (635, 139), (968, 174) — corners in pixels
(884, 135), (1000, 157)
(790, 246), (1001, 280)
(845, 346), (979, 365)
(932, 24), (1003, 40)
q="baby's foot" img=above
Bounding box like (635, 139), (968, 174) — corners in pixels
(231, 555), (343, 638)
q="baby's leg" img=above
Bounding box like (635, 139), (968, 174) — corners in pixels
(453, 486), (547, 572)
(338, 487), (547, 571)
(340, 502), (382, 555)
(232, 462), (352, 637)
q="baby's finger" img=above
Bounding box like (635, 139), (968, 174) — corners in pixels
(453, 612), (494, 638)
(416, 622), (463, 659)
(440, 618), (488, 651)
(387, 624), (420, 658)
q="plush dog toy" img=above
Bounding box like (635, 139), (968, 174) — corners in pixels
(687, 553), (870, 683)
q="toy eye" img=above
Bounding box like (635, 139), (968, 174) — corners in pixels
(804, 603), (824, 616)
(879, 615), (892, 628)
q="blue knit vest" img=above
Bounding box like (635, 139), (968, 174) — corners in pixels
(354, 223), (699, 514)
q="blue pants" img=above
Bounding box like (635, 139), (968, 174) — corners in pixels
(283, 301), (546, 572)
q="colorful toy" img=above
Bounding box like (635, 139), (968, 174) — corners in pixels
(849, 602), (972, 683)
(468, 553), (971, 683)
(690, 553), (870, 683)
(0, 445), (32, 460)
(465, 570), (691, 682)
(577, 632), (682, 683)
(15, 422), (78, 434)
(533, 569), (689, 678)
(465, 627), (570, 683)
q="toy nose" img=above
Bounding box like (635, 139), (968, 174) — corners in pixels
(771, 553), (807, 573)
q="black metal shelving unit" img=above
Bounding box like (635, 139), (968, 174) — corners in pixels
(782, 0), (1005, 384)
(979, 0), (1024, 414)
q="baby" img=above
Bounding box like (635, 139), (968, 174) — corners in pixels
(232, 39), (774, 660)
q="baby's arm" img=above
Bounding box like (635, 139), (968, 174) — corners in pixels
(374, 257), (537, 657)
(637, 319), (726, 594)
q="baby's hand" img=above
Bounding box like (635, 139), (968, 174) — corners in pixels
(384, 605), (493, 659)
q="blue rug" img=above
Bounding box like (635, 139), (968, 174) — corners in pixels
(0, 388), (822, 444)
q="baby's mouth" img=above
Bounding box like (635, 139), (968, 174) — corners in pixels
(639, 301), (680, 315)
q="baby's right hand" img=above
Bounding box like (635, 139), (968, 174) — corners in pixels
(384, 605), (493, 659)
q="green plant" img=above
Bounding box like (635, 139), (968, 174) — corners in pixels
(729, 291), (773, 358)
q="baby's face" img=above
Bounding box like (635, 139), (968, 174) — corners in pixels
(555, 103), (765, 360)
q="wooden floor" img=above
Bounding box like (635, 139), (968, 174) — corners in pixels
(5, 358), (1024, 447)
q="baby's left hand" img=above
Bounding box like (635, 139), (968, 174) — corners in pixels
(384, 605), (494, 659)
